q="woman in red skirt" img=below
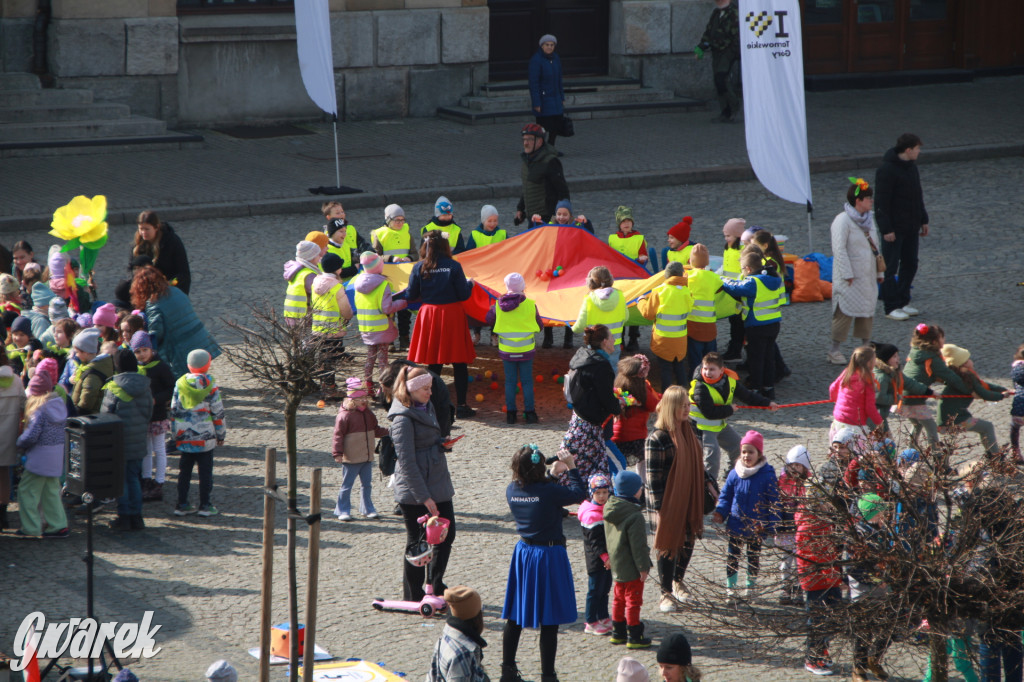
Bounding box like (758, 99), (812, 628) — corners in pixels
(407, 230), (477, 417)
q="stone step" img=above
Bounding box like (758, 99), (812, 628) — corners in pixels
(0, 132), (205, 158)
(458, 87), (678, 112)
(0, 88), (94, 107)
(0, 73), (41, 90)
(479, 76), (643, 97)
(437, 97), (707, 125)
(0, 115), (172, 143)
(0, 102), (131, 124)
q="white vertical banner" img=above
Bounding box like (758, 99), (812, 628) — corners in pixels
(739, 0), (812, 208)
(295, 0), (337, 117)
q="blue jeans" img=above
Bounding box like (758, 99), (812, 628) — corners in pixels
(804, 586), (842, 659)
(686, 338), (717, 377)
(117, 459), (143, 516)
(335, 462), (376, 516)
(657, 356), (689, 391)
(502, 359), (535, 412)
(177, 449), (214, 508)
(980, 629), (1023, 682)
(585, 569), (612, 623)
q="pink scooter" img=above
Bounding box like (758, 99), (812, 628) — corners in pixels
(372, 515), (450, 617)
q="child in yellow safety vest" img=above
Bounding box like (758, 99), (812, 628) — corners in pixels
(310, 253), (355, 397)
(636, 261), (692, 390)
(371, 204), (417, 349)
(352, 251), (408, 399)
(572, 266), (629, 369)
(321, 200), (367, 255)
(661, 216), (695, 269)
(720, 218), (747, 363)
(421, 196), (466, 255)
(486, 272), (543, 425)
(467, 205), (508, 345)
(685, 244), (724, 374)
(282, 240), (323, 326)
(607, 206), (648, 354)
(324, 219), (361, 283)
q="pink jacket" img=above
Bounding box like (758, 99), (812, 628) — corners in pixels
(332, 405), (388, 464)
(829, 371), (883, 428)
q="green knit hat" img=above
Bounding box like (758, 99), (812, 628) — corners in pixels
(614, 205), (634, 227)
(857, 493), (887, 522)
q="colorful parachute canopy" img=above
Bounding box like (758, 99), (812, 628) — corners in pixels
(365, 225), (667, 327)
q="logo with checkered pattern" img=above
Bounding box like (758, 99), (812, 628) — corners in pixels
(746, 11), (774, 37)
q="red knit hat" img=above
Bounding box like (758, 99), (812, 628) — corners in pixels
(740, 429), (764, 455)
(667, 216), (693, 243)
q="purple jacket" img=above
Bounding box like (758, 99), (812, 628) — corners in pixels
(352, 272), (408, 345)
(485, 293), (544, 361)
(17, 395), (68, 477)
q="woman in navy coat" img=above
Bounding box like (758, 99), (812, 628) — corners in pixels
(528, 34), (565, 147)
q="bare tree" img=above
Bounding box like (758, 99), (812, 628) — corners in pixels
(675, 427), (1024, 682)
(222, 303), (354, 678)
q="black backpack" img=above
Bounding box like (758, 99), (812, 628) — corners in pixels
(376, 434), (397, 478)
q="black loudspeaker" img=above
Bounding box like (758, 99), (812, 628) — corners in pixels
(65, 414), (125, 499)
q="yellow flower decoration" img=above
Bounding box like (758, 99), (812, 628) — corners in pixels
(847, 177), (870, 196)
(51, 195), (108, 245)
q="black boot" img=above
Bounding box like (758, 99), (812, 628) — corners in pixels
(506, 411), (517, 424)
(562, 329), (574, 349)
(626, 622), (652, 649)
(609, 620), (628, 645)
(130, 514), (146, 531)
(0, 503), (7, 531)
(541, 675), (560, 682)
(542, 327), (554, 349)
(108, 515), (132, 531)
(523, 411), (539, 424)
(499, 663), (524, 682)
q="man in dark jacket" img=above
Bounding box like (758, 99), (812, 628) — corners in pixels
(874, 133), (929, 320)
(696, 0), (741, 123)
(515, 123), (570, 226)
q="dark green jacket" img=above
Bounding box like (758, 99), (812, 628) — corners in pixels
(873, 365), (931, 414)
(603, 494), (652, 583)
(903, 347), (969, 407)
(938, 372), (1005, 426)
(517, 143), (569, 222)
(700, 3), (740, 57)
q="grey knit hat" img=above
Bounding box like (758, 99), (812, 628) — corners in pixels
(539, 34), (557, 46)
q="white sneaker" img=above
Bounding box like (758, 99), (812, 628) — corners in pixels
(672, 580), (690, 603)
(659, 595), (680, 613)
(886, 308), (910, 320)
(901, 305), (920, 316)
(364, 512), (379, 519)
(726, 587), (736, 598)
(336, 512), (352, 521)
(827, 350), (847, 365)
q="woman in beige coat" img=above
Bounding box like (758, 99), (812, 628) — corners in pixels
(0, 349), (28, 530)
(829, 179), (884, 365)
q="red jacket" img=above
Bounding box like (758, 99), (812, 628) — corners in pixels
(829, 371), (883, 428)
(611, 381), (661, 443)
(795, 502), (842, 592)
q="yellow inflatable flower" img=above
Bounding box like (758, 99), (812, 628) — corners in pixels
(51, 195), (108, 245)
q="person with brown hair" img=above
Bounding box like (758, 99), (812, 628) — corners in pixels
(130, 265), (219, 378)
(388, 364), (457, 601)
(571, 266), (628, 368)
(406, 230), (477, 418)
(131, 210), (191, 295)
(643, 385), (705, 613)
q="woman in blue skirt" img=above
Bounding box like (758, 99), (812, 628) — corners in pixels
(501, 444), (586, 682)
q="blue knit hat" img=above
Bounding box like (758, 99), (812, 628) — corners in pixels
(613, 470), (643, 498)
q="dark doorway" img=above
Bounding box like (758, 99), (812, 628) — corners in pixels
(802, 0), (955, 74)
(488, 0), (609, 81)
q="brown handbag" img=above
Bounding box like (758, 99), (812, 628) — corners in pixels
(867, 234), (886, 273)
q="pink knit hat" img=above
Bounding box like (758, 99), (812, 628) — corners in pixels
(36, 357), (59, 386)
(722, 218), (746, 239)
(28, 368), (53, 396)
(359, 251), (383, 275)
(93, 302), (117, 328)
(345, 377), (367, 398)
(740, 429), (764, 455)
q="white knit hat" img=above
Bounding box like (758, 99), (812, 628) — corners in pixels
(786, 444), (812, 471)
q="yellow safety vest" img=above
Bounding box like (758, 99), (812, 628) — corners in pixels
(283, 266), (316, 319)
(344, 223), (359, 252)
(311, 281), (346, 334)
(666, 244), (694, 267)
(421, 221), (462, 250)
(327, 242), (353, 269)
(584, 292), (627, 346)
(750, 277), (783, 323)
(354, 280), (389, 335)
(721, 248), (742, 279)
(608, 233), (645, 260)
(686, 269), (720, 325)
(372, 225), (412, 260)
(688, 376), (737, 432)
(493, 299), (540, 354)
(469, 229), (507, 248)
(652, 282), (690, 338)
